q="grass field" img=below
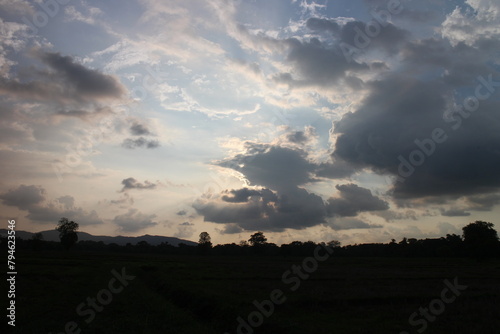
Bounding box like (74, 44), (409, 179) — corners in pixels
(10, 250), (500, 334)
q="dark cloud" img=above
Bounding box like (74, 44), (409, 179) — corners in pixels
(284, 126), (317, 145)
(441, 208), (471, 217)
(0, 184), (45, 210)
(273, 16), (410, 89)
(195, 143), (389, 232)
(113, 209), (157, 233)
(375, 209), (418, 222)
(39, 51), (125, 99)
(120, 177), (157, 192)
(330, 63), (500, 201)
(340, 20), (409, 55)
(221, 188), (272, 203)
(0, 51), (125, 103)
(217, 145), (316, 191)
(176, 210), (187, 216)
(122, 137), (160, 149)
(130, 121), (152, 136)
(194, 186), (327, 232)
(0, 185), (103, 225)
(26, 205), (103, 225)
(278, 37), (369, 88)
(220, 223), (244, 234)
(326, 183), (389, 217)
(315, 155), (358, 179)
(464, 193), (500, 212)
(402, 39), (494, 86)
(306, 17), (341, 34)
(55, 106), (112, 119)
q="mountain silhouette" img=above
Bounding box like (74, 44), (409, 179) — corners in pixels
(0, 229), (197, 246)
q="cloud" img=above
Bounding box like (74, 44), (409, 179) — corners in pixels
(174, 221), (195, 239)
(441, 208), (471, 217)
(64, 5), (103, 26)
(306, 17), (340, 34)
(330, 61), (500, 201)
(0, 184), (45, 210)
(113, 208), (157, 233)
(0, 18), (29, 77)
(330, 218), (383, 231)
(464, 193), (500, 211)
(274, 17), (409, 89)
(442, 0), (500, 47)
(275, 37), (369, 88)
(326, 184), (389, 217)
(194, 142), (389, 232)
(217, 144), (316, 191)
(315, 156), (359, 179)
(0, 0), (35, 16)
(339, 20), (409, 55)
(0, 50), (126, 103)
(129, 121), (152, 136)
(194, 186), (327, 232)
(121, 137), (160, 149)
(221, 188), (268, 203)
(436, 222), (461, 236)
(120, 177), (157, 192)
(0, 185), (103, 225)
(109, 193), (134, 208)
(282, 126), (317, 146)
(57, 195), (75, 209)
(220, 223), (244, 234)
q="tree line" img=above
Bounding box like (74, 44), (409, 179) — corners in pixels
(2, 219), (499, 259)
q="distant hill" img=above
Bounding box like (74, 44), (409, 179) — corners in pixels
(0, 229), (197, 247)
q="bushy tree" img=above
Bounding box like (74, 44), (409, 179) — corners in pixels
(198, 232), (212, 247)
(198, 232), (212, 255)
(56, 217), (79, 250)
(462, 221), (499, 258)
(249, 231), (267, 246)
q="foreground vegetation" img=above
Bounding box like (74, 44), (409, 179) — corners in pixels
(3, 220), (499, 333)
(6, 250), (500, 334)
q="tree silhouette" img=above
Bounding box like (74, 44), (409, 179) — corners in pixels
(199, 232), (212, 246)
(248, 231), (267, 246)
(56, 217), (79, 250)
(327, 240), (341, 248)
(462, 221), (499, 258)
(198, 232), (212, 255)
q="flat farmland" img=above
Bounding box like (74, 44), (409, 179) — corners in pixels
(11, 251), (500, 334)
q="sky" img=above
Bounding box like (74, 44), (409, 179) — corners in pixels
(1, 0), (500, 246)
